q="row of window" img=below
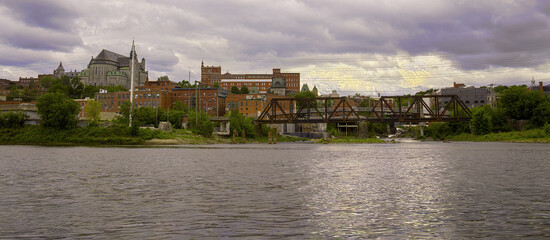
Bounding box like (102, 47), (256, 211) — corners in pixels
(173, 92), (217, 97)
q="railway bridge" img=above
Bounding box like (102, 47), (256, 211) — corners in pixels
(256, 95), (472, 124)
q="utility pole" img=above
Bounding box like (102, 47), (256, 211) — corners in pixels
(195, 81), (198, 127)
(129, 40), (135, 127)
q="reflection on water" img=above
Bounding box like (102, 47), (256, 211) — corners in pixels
(0, 142), (549, 239)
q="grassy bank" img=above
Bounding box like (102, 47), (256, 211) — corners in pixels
(146, 129), (230, 145)
(446, 129), (550, 143)
(318, 136), (386, 144)
(0, 126), (160, 145)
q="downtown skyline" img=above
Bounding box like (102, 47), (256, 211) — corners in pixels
(1, 0), (550, 96)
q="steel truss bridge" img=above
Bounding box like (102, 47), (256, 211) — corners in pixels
(256, 95), (472, 124)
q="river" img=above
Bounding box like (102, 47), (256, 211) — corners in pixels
(0, 142), (549, 239)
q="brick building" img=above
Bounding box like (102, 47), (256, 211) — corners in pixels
(201, 62), (300, 93)
(96, 86), (229, 117)
(0, 79), (13, 90)
(226, 94), (267, 117)
(97, 90), (172, 113)
(171, 87), (229, 117)
(137, 79), (179, 92)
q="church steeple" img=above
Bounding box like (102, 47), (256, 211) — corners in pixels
(130, 40), (137, 59)
(57, 62), (65, 71)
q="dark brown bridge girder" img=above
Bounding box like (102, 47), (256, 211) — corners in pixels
(256, 95), (472, 124)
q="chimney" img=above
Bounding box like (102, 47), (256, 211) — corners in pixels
(540, 82), (544, 95)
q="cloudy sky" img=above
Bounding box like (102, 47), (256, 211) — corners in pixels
(1, 0), (550, 95)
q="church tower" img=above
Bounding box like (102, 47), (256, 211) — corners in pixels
(54, 62), (65, 78)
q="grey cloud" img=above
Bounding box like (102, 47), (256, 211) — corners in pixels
(397, 3), (550, 70)
(1, 0), (80, 32)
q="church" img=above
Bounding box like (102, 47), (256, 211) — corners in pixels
(55, 46), (148, 89)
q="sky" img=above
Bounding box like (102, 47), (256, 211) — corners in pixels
(1, 0), (550, 96)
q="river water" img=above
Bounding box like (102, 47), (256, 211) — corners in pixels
(0, 142), (549, 239)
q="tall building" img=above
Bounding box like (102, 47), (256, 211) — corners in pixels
(200, 62), (300, 93)
(438, 82), (495, 108)
(77, 47), (148, 89)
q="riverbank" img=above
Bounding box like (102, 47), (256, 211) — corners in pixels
(0, 126), (388, 146)
(0, 126), (155, 145)
(8, 125), (548, 146)
(446, 129), (550, 143)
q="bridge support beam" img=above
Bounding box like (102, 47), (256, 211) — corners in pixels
(419, 122), (425, 137)
(358, 122), (369, 138)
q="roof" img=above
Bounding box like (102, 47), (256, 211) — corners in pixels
(90, 49), (131, 67)
(95, 49), (126, 62)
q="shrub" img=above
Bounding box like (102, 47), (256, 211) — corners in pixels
(0, 111), (28, 128)
(188, 110), (214, 137)
(544, 123), (550, 136)
(36, 92), (80, 129)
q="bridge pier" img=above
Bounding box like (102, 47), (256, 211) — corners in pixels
(358, 122), (369, 138)
(419, 122), (425, 137)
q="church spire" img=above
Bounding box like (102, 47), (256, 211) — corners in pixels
(130, 40), (137, 59)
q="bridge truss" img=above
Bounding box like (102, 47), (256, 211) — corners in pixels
(256, 95), (472, 124)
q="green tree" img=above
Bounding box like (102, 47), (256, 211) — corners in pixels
(490, 107), (511, 132)
(531, 100), (550, 127)
(36, 92), (80, 129)
(114, 101), (132, 126)
(158, 75), (169, 81)
(82, 85), (100, 98)
(105, 85), (127, 92)
(60, 76), (71, 86)
(178, 80), (193, 88)
(188, 110), (214, 137)
(161, 109), (185, 129)
(471, 106), (491, 135)
(0, 111), (27, 128)
(231, 86), (240, 94)
(40, 75), (54, 89)
(493, 85), (509, 94)
(69, 77), (84, 98)
(133, 107), (157, 126)
(6, 85), (22, 101)
(499, 85), (543, 120)
(294, 90), (317, 109)
(240, 85), (249, 94)
(84, 99), (101, 126)
(172, 100), (188, 112)
(213, 82), (220, 88)
(229, 109), (256, 137)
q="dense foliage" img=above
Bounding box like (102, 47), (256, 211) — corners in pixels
(0, 125), (160, 145)
(36, 92), (80, 129)
(426, 85), (550, 139)
(229, 109), (257, 137)
(0, 111), (27, 128)
(293, 90), (317, 109)
(187, 110), (214, 137)
(84, 99), (101, 126)
(115, 103), (185, 129)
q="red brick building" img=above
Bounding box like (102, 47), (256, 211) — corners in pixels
(201, 62), (300, 93)
(96, 86), (229, 117)
(137, 79), (179, 92)
(226, 94), (267, 117)
(171, 87), (229, 116)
